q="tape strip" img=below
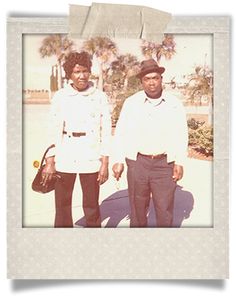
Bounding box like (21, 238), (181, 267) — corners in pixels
(69, 3), (172, 43)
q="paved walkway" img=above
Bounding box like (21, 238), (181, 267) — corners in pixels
(23, 158), (213, 228)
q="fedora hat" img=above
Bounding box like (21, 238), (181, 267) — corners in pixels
(137, 59), (165, 79)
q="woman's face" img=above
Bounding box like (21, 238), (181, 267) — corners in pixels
(70, 64), (90, 91)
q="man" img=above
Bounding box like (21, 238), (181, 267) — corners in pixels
(42, 51), (111, 228)
(112, 59), (188, 227)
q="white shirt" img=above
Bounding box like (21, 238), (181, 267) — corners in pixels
(113, 90), (188, 166)
(47, 83), (111, 173)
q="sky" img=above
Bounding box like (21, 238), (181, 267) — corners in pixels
(23, 33), (212, 90)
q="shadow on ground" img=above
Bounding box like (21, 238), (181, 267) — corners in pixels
(75, 185), (194, 228)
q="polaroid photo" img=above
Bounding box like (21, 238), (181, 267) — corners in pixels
(7, 14), (229, 279)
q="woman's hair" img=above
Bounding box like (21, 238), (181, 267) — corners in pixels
(63, 51), (92, 79)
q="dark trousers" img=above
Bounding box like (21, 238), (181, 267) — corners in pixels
(126, 158), (139, 227)
(134, 154), (176, 227)
(54, 172), (101, 228)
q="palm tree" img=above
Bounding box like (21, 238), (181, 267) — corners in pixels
(103, 53), (139, 104)
(105, 53), (142, 126)
(141, 34), (176, 62)
(82, 37), (118, 90)
(39, 34), (74, 89)
(109, 54), (140, 90)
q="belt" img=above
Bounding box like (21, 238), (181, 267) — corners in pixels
(138, 152), (166, 160)
(63, 131), (86, 137)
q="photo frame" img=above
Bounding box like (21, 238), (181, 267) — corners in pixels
(7, 16), (229, 279)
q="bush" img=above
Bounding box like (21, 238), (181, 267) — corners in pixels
(188, 125), (213, 156)
(111, 77), (142, 127)
(187, 118), (205, 130)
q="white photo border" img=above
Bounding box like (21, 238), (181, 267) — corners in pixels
(7, 16), (229, 279)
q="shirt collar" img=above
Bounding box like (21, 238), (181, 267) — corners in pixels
(142, 90), (166, 106)
(65, 81), (97, 96)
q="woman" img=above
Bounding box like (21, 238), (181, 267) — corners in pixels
(42, 51), (111, 227)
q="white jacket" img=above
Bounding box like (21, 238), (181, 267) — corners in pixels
(47, 83), (111, 173)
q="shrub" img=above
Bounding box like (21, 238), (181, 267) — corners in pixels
(187, 118), (205, 130)
(188, 125), (213, 156)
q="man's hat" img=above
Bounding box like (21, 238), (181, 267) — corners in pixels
(136, 59), (165, 79)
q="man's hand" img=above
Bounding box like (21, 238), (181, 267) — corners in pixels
(97, 156), (109, 185)
(112, 163), (124, 181)
(172, 164), (183, 182)
(42, 157), (56, 186)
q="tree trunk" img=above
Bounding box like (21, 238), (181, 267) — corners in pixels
(57, 61), (62, 89)
(124, 76), (128, 90)
(98, 62), (103, 91)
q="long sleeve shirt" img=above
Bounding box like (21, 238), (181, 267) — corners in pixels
(112, 90), (188, 166)
(47, 83), (111, 173)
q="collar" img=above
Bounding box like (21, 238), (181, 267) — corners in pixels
(141, 90), (166, 106)
(145, 97), (164, 106)
(65, 81), (97, 96)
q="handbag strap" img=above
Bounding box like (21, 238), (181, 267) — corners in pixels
(39, 144), (55, 169)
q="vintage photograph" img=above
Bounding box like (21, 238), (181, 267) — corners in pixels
(7, 13), (229, 279)
(23, 33), (213, 228)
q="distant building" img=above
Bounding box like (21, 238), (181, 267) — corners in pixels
(23, 89), (50, 104)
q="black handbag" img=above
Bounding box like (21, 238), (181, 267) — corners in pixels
(32, 144), (58, 194)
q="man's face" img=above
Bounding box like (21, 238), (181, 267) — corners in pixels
(71, 64), (90, 91)
(141, 72), (163, 98)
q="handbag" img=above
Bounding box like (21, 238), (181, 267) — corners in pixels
(32, 144), (58, 194)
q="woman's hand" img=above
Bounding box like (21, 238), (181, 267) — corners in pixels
(97, 156), (109, 185)
(41, 157), (56, 186)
